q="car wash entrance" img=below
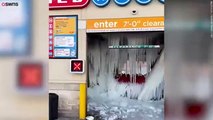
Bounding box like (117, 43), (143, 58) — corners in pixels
(86, 17), (164, 120)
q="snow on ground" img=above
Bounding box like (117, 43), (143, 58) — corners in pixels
(87, 95), (164, 120)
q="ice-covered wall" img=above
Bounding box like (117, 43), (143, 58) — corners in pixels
(138, 51), (164, 101)
(87, 32), (164, 100)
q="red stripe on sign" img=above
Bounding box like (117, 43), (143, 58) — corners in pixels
(49, 0), (90, 9)
(49, 17), (54, 58)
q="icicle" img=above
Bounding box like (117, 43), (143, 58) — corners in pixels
(138, 50), (164, 101)
(88, 33), (164, 100)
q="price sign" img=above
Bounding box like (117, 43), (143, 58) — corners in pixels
(49, 15), (78, 59)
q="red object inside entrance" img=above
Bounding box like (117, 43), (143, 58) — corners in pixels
(115, 74), (145, 84)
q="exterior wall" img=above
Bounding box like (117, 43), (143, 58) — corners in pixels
(49, 83), (80, 117)
(49, 0), (164, 118)
(0, 0), (48, 119)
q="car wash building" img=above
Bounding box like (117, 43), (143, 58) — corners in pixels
(49, 0), (164, 119)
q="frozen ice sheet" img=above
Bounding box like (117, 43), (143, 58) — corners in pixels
(87, 96), (164, 120)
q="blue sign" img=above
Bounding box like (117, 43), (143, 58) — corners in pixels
(114, 0), (131, 6)
(159, 0), (164, 4)
(49, 15), (78, 59)
(92, 0), (110, 7)
(0, 0), (31, 56)
(135, 0), (152, 5)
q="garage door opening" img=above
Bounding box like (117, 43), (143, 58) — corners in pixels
(87, 32), (164, 120)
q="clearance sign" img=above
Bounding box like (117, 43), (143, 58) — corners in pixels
(86, 17), (164, 33)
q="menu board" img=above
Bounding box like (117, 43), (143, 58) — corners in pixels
(49, 15), (78, 59)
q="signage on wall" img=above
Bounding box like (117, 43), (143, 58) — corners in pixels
(49, 0), (90, 9)
(86, 17), (164, 33)
(135, 0), (152, 5)
(159, 0), (164, 4)
(0, 0), (31, 56)
(49, 15), (78, 59)
(49, 0), (163, 8)
(92, 0), (110, 7)
(70, 59), (84, 73)
(114, 0), (131, 6)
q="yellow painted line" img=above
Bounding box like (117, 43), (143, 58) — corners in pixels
(79, 83), (86, 119)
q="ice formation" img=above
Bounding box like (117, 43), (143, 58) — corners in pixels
(87, 32), (164, 101)
(138, 51), (164, 101)
(87, 97), (164, 120)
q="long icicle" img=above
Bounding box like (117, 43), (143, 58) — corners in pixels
(138, 50), (164, 101)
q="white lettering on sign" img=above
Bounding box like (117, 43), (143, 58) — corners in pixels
(94, 21), (118, 29)
(49, 0), (68, 4)
(59, 0), (68, 3)
(143, 21), (164, 27)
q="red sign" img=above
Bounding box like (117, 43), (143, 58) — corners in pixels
(49, 0), (90, 9)
(49, 17), (54, 58)
(74, 62), (81, 70)
(18, 63), (43, 88)
(70, 59), (84, 73)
